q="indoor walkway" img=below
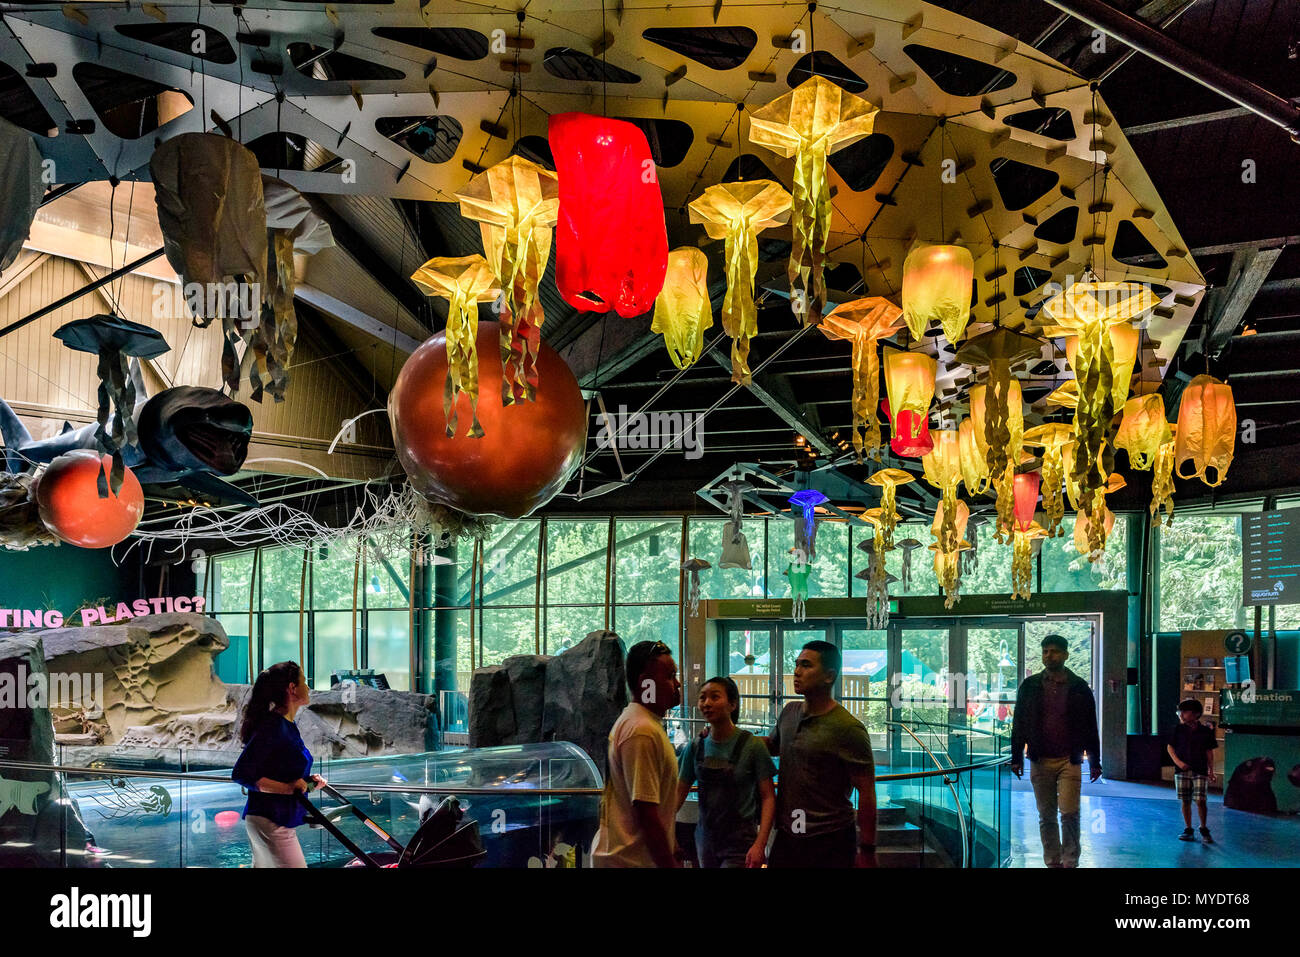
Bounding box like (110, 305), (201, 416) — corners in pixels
(1009, 778), (1300, 868)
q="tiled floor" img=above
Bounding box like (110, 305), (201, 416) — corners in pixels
(1010, 777), (1300, 868)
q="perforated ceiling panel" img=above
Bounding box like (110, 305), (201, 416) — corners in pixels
(0, 0), (1205, 409)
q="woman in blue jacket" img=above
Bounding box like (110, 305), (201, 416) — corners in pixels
(232, 661), (324, 867)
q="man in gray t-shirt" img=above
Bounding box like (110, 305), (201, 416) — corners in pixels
(765, 640), (877, 868)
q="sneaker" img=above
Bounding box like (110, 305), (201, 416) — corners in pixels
(1178, 828), (1195, 841)
(1199, 827), (1214, 844)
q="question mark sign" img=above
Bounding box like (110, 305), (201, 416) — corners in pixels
(193, 595), (206, 614)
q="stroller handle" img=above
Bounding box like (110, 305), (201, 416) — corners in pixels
(295, 791), (383, 869)
(309, 784), (407, 854)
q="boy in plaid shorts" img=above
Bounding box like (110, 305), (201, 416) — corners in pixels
(1166, 698), (1217, 843)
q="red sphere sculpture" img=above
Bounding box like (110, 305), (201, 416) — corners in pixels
(389, 321), (587, 518)
(35, 450), (145, 548)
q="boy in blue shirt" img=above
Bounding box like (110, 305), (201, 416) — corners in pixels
(1166, 698), (1217, 843)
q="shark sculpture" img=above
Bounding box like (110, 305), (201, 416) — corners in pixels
(0, 362), (257, 507)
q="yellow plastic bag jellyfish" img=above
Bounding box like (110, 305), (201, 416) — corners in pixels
(929, 498), (971, 609)
(957, 328), (1039, 543)
(1042, 279), (1157, 511)
(1073, 473), (1126, 560)
(688, 179), (792, 384)
(1066, 321), (1141, 411)
(1060, 437), (1107, 512)
(748, 76), (877, 324)
(902, 244), (975, 343)
(652, 247), (714, 370)
(1022, 423), (1074, 538)
(922, 429), (963, 553)
(1045, 380), (1079, 412)
(861, 506), (889, 580)
(867, 467), (914, 547)
(411, 254), (498, 438)
(1073, 499), (1114, 563)
(1012, 521), (1048, 601)
(1115, 394), (1172, 470)
(883, 346), (937, 452)
(1174, 374), (1236, 487)
(1150, 437), (1176, 527)
(456, 156), (560, 405)
(968, 380), (1025, 543)
(821, 297), (904, 462)
(958, 416), (990, 497)
(1061, 437), (1082, 510)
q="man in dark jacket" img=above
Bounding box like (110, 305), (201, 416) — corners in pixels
(1010, 634), (1101, 868)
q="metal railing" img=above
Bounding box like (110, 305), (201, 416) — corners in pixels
(0, 713), (1011, 868)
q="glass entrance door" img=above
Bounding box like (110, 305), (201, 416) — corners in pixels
(962, 621), (1022, 758)
(838, 626), (888, 752)
(723, 623), (774, 727)
(1023, 617), (1096, 691)
(719, 619), (875, 734)
(888, 620), (961, 767)
(778, 624), (832, 716)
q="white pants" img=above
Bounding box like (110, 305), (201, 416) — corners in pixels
(245, 815), (307, 868)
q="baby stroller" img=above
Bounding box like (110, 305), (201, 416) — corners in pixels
(298, 783), (486, 869)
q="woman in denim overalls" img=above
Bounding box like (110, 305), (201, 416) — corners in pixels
(676, 677), (776, 867)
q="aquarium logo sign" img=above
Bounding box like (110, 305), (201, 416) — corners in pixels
(0, 665), (104, 714)
(49, 887), (151, 938)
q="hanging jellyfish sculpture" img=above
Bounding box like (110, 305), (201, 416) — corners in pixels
(786, 547), (811, 623)
(748, 76), (877, 324)
(681, 557), (711, 617)
(956, 328), (1041, 544)
(897, 538), (922, 593)
(788, 489), (828, 558)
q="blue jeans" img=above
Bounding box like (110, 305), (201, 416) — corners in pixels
(696, 823), (756, 868)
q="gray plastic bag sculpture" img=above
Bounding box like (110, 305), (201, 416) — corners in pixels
(151, 132), (266, 287)
(151, 133), (266, 395)
(0, 117), (44, 273)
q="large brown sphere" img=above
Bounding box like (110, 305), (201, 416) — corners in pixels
(388, 321), (587, 518)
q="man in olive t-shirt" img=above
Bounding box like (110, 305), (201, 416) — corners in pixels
(765, 640), (877, 868)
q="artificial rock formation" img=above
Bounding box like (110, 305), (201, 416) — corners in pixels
(468, 665), (516, 748)
(37, 613), (228, 744)
(467, 630), (629, 769)
(0, 632), (91, 866)
(18, 613), (435, 759)
(542, 632), (628, 769)
(468, 655), (551, 749)
(296, 683), (437, 758)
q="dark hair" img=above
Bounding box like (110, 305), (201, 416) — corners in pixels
(1040, 634), (1068, 652)
(701, 675), (741, 723)
(240, 661), (303, 743)
(801, 640), (840, 680)
(1177, 698), (1204, 716)
(625, 640), (672, 695)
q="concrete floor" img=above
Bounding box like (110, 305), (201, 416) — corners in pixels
(1010, 776), (1300, 868)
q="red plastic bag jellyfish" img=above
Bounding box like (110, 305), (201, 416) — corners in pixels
(549, 112), (668, 317)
